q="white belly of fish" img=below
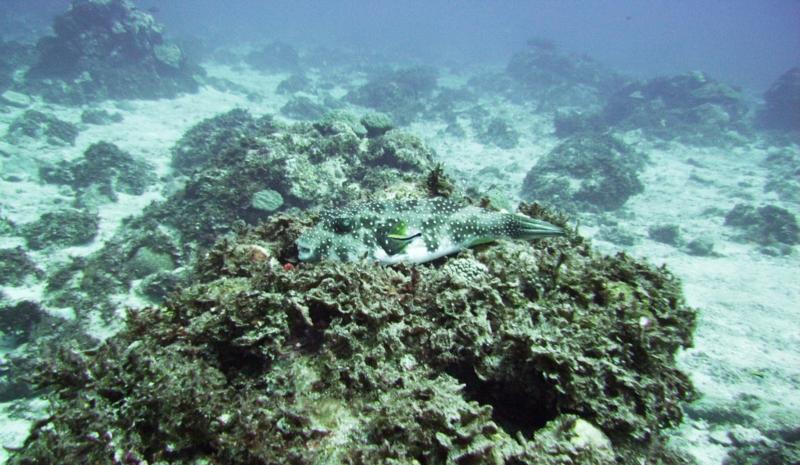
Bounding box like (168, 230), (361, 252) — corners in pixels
(373, 236), (462, 265)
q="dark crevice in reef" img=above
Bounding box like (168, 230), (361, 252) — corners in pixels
(448, 361), (559, 438)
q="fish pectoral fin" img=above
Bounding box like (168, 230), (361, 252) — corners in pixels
(465, 236), (497, 248)
(386, 232), (422, 242)
(381, 232), (421, 255)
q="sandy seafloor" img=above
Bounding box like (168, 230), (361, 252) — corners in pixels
(1, 61), (798, 465)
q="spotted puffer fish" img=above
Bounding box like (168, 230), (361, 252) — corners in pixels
(296, 197), (564, 264)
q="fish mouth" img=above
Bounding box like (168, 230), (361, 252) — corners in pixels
(296, 240), (317, 261)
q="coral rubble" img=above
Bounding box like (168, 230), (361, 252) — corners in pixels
(20, 209), (99, 250)
(39, 141), (154, 204)
(6, 109), (80, 146)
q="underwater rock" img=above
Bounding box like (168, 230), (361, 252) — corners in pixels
(80, 108), (123, 125)
(7, 204), (696, 464)
(0, 300), (46, 348)
(24, 0), (203, 103)
(520, 133), (648, 212)
(0, 247), (43, 286)
(280, 95), (328, 120)
(6, 110), (80, 145)
(601, 72), (749, 145)
(757, 67), (800, 133)
(724, 204), (799, 248)
(39, 141), (154, 203)
(20, 209), (99, 250)
(506, 38), (623, 110)
(245, 41), (300, 72)
(346, 66), (438, 124)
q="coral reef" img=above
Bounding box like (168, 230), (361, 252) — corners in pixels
(39, 141), (154, 204)
(346, 66), (438, 124)
(170, 109), (275, 175)
(45, 110), (433, 319)
(276, 73), (313, 95)
(0, 300), (46, 348)
(365, 129), (436, 172)
(280, 95), (328, 120)
(0, 40), (35, 93)
(553, 110), (606, 138)
(0, 247), (43, 285)
(762, 149), (800, 204)
(722, 427), (800, 465)
(359, 112), (394, 138)
(80, 108), (123, 125)
(520, 133), (648, 212)
(601, 72), (749, 145)
(478, 117), (520, 149)
(6, 109), (80, 145)
(505, 38), (623, 110)
(724, 204), (799, 253)
(245, 41), (301, 72)
(684, 237), (717, 257)
(24, 0), (203, 103)
(0, 299), (92, 403)
(649, 224), (682, 247)
(20, 209), (99, 250)
(9, 202), (696, 464)
(757, 67), (800, 133)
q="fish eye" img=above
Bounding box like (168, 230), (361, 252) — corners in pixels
(331, 216), (353, 234)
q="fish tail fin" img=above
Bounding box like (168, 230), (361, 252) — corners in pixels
(505, 214), (565, 240)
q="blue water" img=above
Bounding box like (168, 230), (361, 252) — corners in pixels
(131, 0), (800, 92)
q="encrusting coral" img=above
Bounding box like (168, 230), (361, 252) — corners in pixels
(10, 199), (697, 465)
